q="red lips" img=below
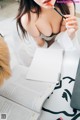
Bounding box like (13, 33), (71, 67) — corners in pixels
(43, 0), (51, 4)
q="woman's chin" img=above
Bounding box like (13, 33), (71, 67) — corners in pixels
(42, 5), (53, 9)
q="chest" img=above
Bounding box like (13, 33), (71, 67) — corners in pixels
(29, 8), (63, 37)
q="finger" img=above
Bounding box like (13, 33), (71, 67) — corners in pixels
(66, 24), (78, 31)
(66, 21), (78, 26)
(66, 16), (77, 22)
(64, 14), (72, 17)
(64, 14), (72, 18)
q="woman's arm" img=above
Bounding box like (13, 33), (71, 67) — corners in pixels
(21, 13), (46, 47)
(60, 2), (75, 32)
(61, 3), (78, 39)
(65, 3), (78, 39)
(33, 37), (46, 47)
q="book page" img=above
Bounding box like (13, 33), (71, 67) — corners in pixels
(0, 82), (42, 112)
(0, 81), (55, 113)
(27, 48), (64, 83)
(0, 96), (39, 120)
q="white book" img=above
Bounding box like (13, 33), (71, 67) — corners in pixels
(27, 48), (64, 83)
(0, 65), (56, 120)
(0, 96), (39, 120)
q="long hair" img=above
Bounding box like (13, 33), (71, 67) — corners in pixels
(16, 0), (75, 37)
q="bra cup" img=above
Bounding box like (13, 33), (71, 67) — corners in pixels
(40, 33), (58, 41)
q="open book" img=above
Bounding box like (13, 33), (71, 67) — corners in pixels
(27, 48), (64, 83)
(0, 65), (56, 120)
(0, 48), (64, 120)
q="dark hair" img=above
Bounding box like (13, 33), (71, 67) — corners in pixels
(16, 0), (75, 37)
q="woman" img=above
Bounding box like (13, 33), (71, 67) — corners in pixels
(16, 0), (78, 47)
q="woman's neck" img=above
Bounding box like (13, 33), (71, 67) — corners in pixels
(41, 7), (52, 13)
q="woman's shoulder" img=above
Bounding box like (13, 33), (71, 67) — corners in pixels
(21, 12), (40, 37)
(21, 13), (29, 31)
(21, 12), (38, 31)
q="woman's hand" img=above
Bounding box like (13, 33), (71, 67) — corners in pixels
(64, 15), (78, 39)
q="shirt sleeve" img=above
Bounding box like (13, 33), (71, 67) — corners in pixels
(55, 30), (80, 51)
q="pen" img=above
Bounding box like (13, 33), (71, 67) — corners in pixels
(54, 7), (66, 19)
(47, 2), (66, 19)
